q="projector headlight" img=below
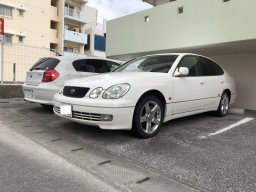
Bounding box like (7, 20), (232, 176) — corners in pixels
(89, 87), (103, 99)
(102, 83), (130, 99)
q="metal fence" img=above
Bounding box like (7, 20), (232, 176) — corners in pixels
(0, 42), (55, 84)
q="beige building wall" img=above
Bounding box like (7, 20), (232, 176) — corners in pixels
(0, 0), (50, 47)
(0, 0), (51, 82)
(1, 0), (106, 82)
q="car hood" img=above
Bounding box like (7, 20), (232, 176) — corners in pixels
(64, 72), (168, 89)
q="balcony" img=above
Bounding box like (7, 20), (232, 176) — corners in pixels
(50, 29), (58, 44)
(64, 7), (89, 24)
(50, 6), (58, 21)
(64, 29), (87, 44)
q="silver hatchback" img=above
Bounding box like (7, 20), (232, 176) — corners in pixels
(22, 56), (120, 107)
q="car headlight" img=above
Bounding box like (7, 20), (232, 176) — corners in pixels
(89, 87), (103, 99)
(102, 83), (130, 99)
(58, 83), (64, 94)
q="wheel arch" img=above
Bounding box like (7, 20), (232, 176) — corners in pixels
(223, 89), (231, 100)
(135, 89), (167, 115)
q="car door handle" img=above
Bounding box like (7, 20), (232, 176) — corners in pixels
(221, 80), (224, 84)
(200, 81), (204, 85)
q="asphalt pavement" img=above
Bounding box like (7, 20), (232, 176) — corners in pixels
(0, 98), (256, 192)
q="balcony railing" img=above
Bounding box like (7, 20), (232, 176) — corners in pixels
(64, 7), (89, 23)
(64, 29), (87, 44)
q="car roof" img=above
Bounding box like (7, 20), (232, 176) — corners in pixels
(142, 53), (204, 57)
(46, 55), (122, 64)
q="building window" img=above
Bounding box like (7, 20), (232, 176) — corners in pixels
(0, 5), (13, 17)
(18, 36), (24, 43)
(3, 33), (12, 43)
(94, 35), (106, 52)
(84, 35), (90, 50)
(178, 6), (183, 14)
(64, 47), (74, 53)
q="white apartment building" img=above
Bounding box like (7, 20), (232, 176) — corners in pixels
(0, 0), (106, 82)
(106, 0), (256, 110)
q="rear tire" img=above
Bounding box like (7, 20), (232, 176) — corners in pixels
(132, 95), (163, 138)
(216, 92), (230, 117)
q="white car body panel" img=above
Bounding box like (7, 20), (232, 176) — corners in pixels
(53, 53), (237, 130)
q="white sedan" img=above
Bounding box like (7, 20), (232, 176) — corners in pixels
(53, 53), (237, 138)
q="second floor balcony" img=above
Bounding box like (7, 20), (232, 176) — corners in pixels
(64, 29), (87, 44)
(64, 7), (89, 24)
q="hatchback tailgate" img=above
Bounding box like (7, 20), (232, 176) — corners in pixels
(26, 70), (44, 86)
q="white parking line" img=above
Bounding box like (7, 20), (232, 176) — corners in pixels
(199, 117), (254, 139)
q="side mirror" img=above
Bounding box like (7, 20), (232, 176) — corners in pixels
(174, 67), (189, 77)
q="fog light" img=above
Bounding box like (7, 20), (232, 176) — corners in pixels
(100, 114), (113, 121)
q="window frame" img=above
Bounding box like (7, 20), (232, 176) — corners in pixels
(0, 5), (13, 17)
(198, 56), (224, 76)
(3, 33), (13, 43)
(72, 59), (118, 73)
(174, 55), (224, 77)
(174, 55), (202, 77)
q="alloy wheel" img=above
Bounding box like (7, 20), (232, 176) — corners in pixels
(140, 101), (162, 134)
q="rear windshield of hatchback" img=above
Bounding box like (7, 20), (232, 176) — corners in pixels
(30, 58), (60, 71)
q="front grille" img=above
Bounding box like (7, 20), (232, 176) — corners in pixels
(63, 86), (90, 98)
(54, 106), (101, 121)
(73, 111), (101, 121)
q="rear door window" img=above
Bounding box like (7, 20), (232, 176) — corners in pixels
(73, 59), (117, 73)
(30, 58), (60, 71)
(198, 57), (224, 76)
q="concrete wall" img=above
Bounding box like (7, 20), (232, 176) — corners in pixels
(212, 53), (256, 110)
(106, 0), (256, 57)
(0, 84), (23, 99)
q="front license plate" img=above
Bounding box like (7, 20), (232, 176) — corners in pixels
(60, 105), (72, 117)
(25, 89), (34, 98)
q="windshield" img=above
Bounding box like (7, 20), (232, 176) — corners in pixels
(30, 58), (60, 71)
(114, 55), (178, 73)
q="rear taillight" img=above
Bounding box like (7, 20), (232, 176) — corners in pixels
(42, 69), (59, 83)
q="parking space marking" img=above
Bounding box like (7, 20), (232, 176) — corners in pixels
(200, 117), (254, 139)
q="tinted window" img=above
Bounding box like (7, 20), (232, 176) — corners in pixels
(106, 61), (120, 71)
(115, 55), (178, 73)
(177, 56), (201, 76)
(198, 57), (224, 76)
(73, 59), (115, 73)
(30, 58), (60, 71)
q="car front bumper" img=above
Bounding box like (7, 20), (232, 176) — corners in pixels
(53, 96), (135, 130)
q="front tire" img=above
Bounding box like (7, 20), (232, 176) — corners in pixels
(132, 95), (164, 138)
(40, 104), (53, 109)
(216, 92), (230, 117)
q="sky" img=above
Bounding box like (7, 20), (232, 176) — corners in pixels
(87, 0), (152, 23)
